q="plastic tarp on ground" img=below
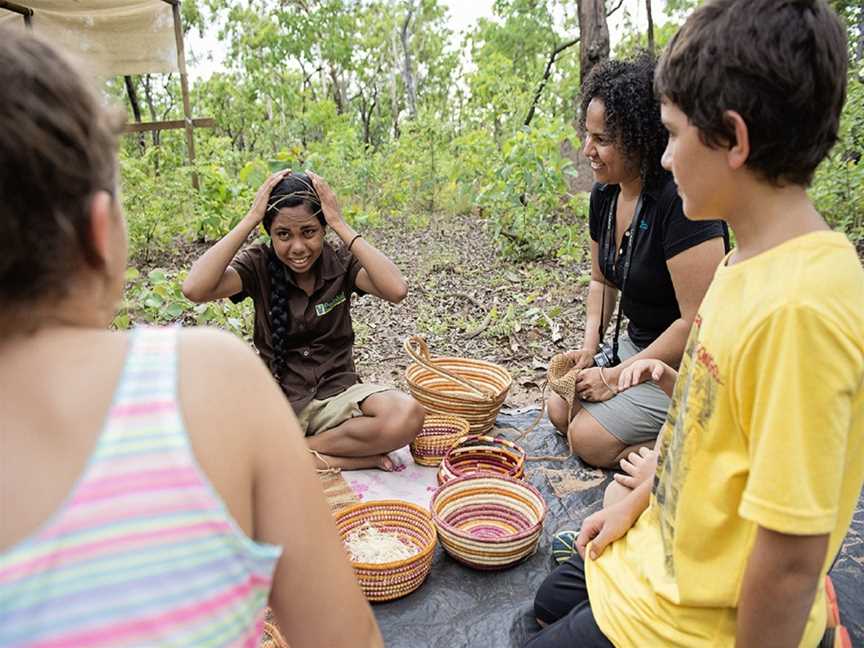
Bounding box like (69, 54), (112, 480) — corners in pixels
(373, 411), (864, 647)
(0, 1), (177, 76)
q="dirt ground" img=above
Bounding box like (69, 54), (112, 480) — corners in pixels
(348, 209), (591, 409)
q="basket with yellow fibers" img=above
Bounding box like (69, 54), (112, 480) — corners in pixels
(409, 415), (471, 466)
(333, 500), (437, 602)
(403, 336), (512, 435)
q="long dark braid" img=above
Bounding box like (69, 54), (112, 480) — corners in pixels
(262, 172), (324, 382)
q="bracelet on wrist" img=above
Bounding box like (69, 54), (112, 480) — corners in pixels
(599, 367), (617, 394)
(347, 233), (362, 252)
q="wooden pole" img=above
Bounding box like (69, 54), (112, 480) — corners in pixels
(169, 0), (199, 189)
(0, 1), (33, 28)
(123, 117), (215, 134)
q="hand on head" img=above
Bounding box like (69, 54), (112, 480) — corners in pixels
(307, 171), (344, 228)
(249, 169), (292, 225)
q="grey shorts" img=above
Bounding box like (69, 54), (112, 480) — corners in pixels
(580, 337), (670, 446)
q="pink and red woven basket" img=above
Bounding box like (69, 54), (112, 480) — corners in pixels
(437, 434), (526, 484)
(430, 474), (547, 570)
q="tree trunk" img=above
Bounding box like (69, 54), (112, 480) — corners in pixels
(329, 66), (346, 114)
(124, 75), (147, 152)
(142, 74), (161, 153)
(400, 4), (418, 119)
(576, 0), (610, 89)
(857, 7), (863, 64)
(390, 32), (402, 138)
(645, 0), (655, 55)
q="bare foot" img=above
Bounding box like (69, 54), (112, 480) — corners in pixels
(311, 452), (400, 472)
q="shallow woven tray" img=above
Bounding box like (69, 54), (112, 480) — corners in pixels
(404, 336), (511, 435)
(334, 500), (437, 602)
(437, 435), (526, 485)
(430, 474), (547, 570)
(410, 415), (471, 466)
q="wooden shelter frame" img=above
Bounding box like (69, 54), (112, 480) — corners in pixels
(0, 0), (213, 188)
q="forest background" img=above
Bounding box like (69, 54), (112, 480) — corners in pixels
(112, 0), (864, 398)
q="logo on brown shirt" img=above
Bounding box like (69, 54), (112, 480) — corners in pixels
(315, 292), (346, 317)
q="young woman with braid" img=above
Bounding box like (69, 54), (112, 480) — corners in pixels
(183, 171), (424, 472)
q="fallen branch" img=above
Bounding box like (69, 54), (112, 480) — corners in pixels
(465, 310), (493, 339)
(452, 291), (481, 309)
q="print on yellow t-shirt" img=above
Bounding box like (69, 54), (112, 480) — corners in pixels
(654, 313), (722, 578)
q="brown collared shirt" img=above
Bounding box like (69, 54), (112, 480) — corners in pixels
(230, 242), (365, 414)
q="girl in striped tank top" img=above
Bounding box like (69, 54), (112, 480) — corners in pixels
(0, 29), (382, 648)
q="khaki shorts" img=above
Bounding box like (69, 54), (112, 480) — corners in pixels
(297, 383), (392, 437)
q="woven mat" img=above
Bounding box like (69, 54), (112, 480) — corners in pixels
(533, 465), (606, 498)
(319, 470), (361, 512)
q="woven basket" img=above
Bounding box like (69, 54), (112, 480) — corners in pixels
(430, 474), (547, 570)
(410, 415), (471, 466)
(404, 336), (512, 435)
(437, 435), (526, 485)
(334, 500), (436, 602)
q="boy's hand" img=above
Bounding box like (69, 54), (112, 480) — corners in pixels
(247, 170), (291, 225)
(574, 367), (616, 402)
(617, 358), (666, 391)
(614, 447), (658, 489)
(564, 348), (595, 371)
(576, 499), (637, 560)
(307, 171), (345, 229)
(617, 358), (678, 397)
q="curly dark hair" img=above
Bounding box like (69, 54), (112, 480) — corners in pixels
(580, 52), (669, 191)
(264, 172), (325, 382)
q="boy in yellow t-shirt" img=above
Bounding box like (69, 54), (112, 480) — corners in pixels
(526, 1), (864, 647)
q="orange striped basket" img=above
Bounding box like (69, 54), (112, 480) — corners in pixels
(430, 474), (547, 570)
(410, 415), (471, 466)
(403, 336), (512, 435)
(334, 500), (436, 602)
(437, 435), (526, 485)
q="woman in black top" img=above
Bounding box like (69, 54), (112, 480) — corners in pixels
(547, 54), (728, 468)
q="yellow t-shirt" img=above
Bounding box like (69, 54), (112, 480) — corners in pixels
(586, 231), (864, 647)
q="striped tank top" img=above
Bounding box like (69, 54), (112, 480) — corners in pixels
(0, 327), (282, 647)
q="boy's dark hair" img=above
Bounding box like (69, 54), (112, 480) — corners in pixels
(655, 0), (848, 186)
(263, 172), (324, 233)
(580, 52), (670, 191)
(0, 28), (123, 307)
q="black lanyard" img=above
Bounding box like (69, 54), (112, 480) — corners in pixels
(598, 190), (644, 358)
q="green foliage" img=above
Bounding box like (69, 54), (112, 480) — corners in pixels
(112, 0), (863, 330)
(114, 266), (254, 339)
(475, 119), (588, 260)
(120, 147), (196, 261)
(811, 72), (864, 242)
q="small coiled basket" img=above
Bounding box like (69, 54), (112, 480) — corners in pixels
(437, 434), (526, 485)
(334, 500), (437, 602)
(410, 415), (471, 466)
